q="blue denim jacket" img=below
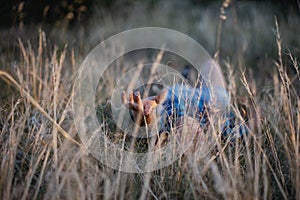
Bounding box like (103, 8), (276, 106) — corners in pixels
(158, 84), (248, 140)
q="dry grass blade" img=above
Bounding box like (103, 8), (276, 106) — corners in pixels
(0, 70), (82, 147)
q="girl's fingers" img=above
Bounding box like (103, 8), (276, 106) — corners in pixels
(129, 91), (134, 104)
(133, 91), (143, 110)
(127, 102), (140, 111)
(121, 90), (144, 112)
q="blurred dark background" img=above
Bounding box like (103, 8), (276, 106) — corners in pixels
(1, 0), (299, 84)
(0, 0), (298, 28)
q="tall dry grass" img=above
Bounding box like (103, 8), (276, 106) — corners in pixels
(0, 2), (299, 200)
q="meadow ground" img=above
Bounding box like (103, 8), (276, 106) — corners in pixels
(0, 1), (299, 199)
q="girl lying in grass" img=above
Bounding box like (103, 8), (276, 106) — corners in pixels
(121, 80), (249, 146)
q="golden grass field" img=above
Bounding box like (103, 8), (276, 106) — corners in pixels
(0, 1), (299, 199)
